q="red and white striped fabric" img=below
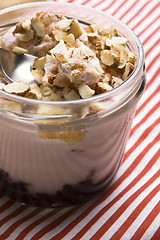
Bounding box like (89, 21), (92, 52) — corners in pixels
(0, 0), (159, 239)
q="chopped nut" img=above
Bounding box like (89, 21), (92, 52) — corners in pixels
(96, 36), (106, 50)
(55, 19), (72, 31)
(54, 29), (68, 42)
(90, 22), (106, 35)
(100, 49), (120, 66)
(111, 77), (123, 88)
(31, 18), (45, 38)
(118, 50), (128, 68)
(68, 19), (83, 38)
(13, 19), (31, 34)
(15, 30), (34, 42)
(32, 69), (44, 84)
(32, 57), (46, 69)
(12, 46), (28, 54)
(64, 89), (80, 101)
(111, 36), (128, 45)
(96, 82), (113, 93)
(3, 82), (30, 96)
(50, 40), (68, 56)
(100, 50), (114, 66)
(78, 83), (95, 99)
(122, 62), (134, 80)
(87, 32), (98, 44)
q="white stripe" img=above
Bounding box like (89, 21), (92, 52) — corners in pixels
(141, 213), (160, 240)
(0, 202), (24, 219)
(136, 60), (159, 109)
(35, 198), (98, 240)
(6, 208), (50, 240)
(131, 94), (159, 130)
(23, 207), (71, 240)
(113, 0), (137, 19)
(120, 0), (149, 24)
(138, 18), (159, 43)
(76, 164), (160, 240)
(143, 31), (160, 54)
(132, 6), (160, 34)
(103, 0), (126, 15)
(92, 0), (116, 11)
(145, 45), (160, 68)
(101, 178), (160, 240)
(0, 207), (34, 234)
(127, 0), (158, 29)
(121, 192), (160, 240)
(117, 128), (160, 180)
(60, 152), (159, 240)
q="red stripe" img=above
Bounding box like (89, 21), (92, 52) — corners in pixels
(124, 118), (159, 161)
(126, 0), (150, 25)
(138, 16), (159, 37)
(132, 4), (159, 31)
(151, 227), (160, 240)
(53, 137), (159, 240)
(0, 199), (15, 214)
(30, 205), (82, 240)
(130, 202), (160, 240)
(102, 0), (116, 12)
(82, 0), (91, 5)
(135, 70), (160, 116)
(110, 185), (160, 240)
(146, 53), (159, 72)
(67, 0), (75, 3)
(146, 69), (160, 89)
(15, 208), (61, 240)
(0, 208), (43, 239)
(112, 0), (128, 16)
(119, 0), (139, 20)
(93, 0), (108, 8)
(90, 169), (160, 240)
(143, 27), (159, 46)
(130, 101), (159, 138)
(145, 39), (159, 58)
(0, 206), (28, 228)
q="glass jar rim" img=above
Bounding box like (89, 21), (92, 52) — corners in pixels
(0, 1), (144, 107)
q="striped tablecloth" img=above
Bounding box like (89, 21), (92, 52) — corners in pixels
(0, 0), (159, 239)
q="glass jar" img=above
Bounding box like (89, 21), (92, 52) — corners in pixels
(0, 2), (146, 208)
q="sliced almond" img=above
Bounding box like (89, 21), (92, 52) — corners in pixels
(68, 19), (83, 39)
(100, 50), (115, 66)
(31, 18), (45, 38)
(3, 82), (30, 96)
(122, 62), (134, 80)
(78, 83), (95, 99)
(12, 46), (28, 54)
(15, 30), (34, 42)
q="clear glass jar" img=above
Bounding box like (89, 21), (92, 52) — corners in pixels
(0, 2), (146, 208)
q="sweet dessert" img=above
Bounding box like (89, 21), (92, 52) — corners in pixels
(1, 12), (135, 103)
(0, 7), (144, 208)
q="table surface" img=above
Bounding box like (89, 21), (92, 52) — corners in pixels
(0, 0), (159, 239)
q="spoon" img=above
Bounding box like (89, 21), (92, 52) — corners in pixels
(0, 48), (36, 84)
